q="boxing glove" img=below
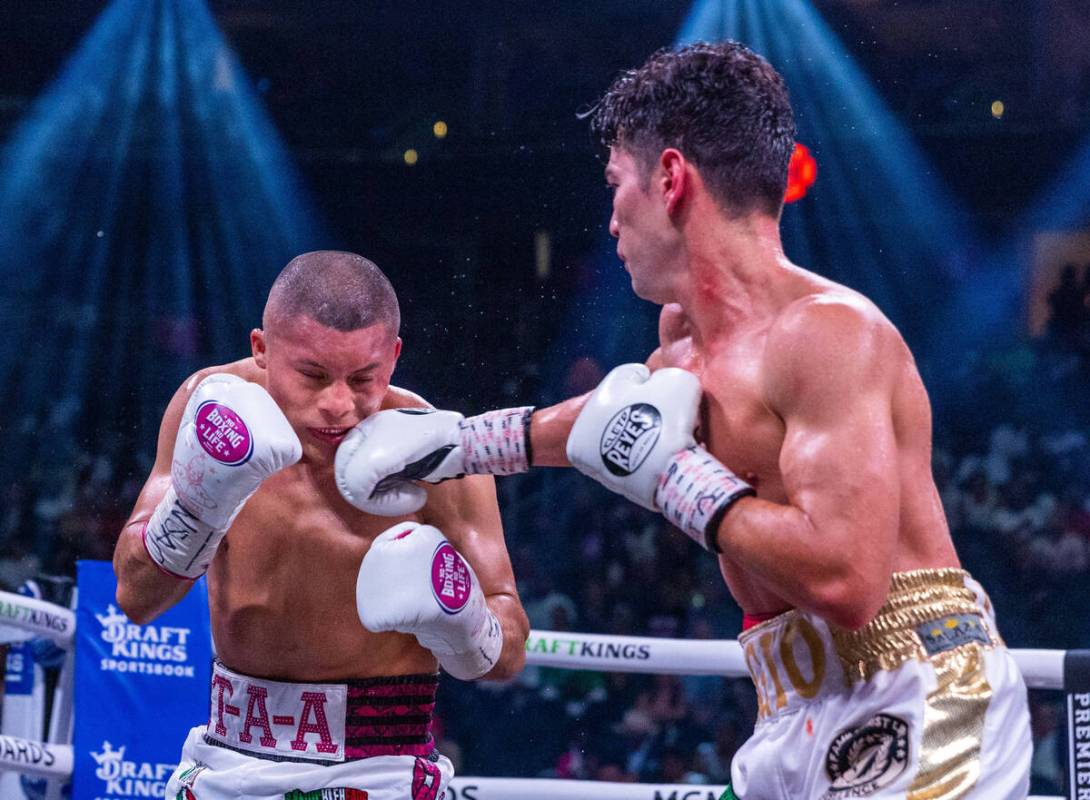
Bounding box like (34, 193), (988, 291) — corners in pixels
(566, 364), (754, 551)
(356, 522), (502, 680)
(335, 406), (533, 516)
(144, 374), (302, 578)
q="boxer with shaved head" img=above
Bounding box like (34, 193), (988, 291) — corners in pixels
(114, 250), (528, 800)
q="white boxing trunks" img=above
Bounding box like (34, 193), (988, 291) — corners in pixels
(165, 662), (452, 800)
(731, 569), (1030, 800)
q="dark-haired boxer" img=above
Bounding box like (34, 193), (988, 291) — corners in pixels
(113, 250), (528, 800)
(334, 43), (1031, 799)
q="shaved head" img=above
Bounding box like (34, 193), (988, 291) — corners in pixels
(264, 251), (400, 338)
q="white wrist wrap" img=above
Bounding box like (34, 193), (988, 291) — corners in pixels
(654, 446), (755, 552)
(427, 608), (504, 681)
(143, 486), (225, 579)
(460, 407), (534, 476)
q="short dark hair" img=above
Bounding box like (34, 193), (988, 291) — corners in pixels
(264, 251), (400, 336)
(587, 41), (796, 217)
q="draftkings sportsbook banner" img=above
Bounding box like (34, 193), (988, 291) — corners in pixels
(73, 560), (212, 800)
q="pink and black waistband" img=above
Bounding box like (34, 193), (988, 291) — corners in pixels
(343, 673), (439, 759)
(203, 661), (439, 764)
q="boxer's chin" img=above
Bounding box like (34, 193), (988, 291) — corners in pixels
(629, 271), (671, 305)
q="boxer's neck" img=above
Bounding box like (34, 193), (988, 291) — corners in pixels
(674, 212), (800, 348)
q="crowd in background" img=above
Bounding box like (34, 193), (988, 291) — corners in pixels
(1, 288), (1089, 797)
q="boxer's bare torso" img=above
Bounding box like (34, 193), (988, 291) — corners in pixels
(205, 361), (433, 680)
(116, 354), (517, 683)
(649, 272), (959, 619)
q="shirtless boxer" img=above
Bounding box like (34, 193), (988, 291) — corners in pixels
(112, 251), (529, 800)
(333, 43), (1031, 798)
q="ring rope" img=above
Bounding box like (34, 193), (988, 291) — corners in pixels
(0, 592), (1077, 800)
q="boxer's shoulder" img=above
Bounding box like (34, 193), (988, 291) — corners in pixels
(381, 384), (432, 411)
(764, 290), (901, 411)
(180, 358), (264, 395)
(651, 303), (698, 372)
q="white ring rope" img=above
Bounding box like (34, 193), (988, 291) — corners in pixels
(0, 736), (72, 781)
(524, 629), (1071, 690)
(0, 591), (75, 648)
(0, 594), (1074, 800)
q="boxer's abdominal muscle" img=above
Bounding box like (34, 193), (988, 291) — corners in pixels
(206, 466), (438, 682)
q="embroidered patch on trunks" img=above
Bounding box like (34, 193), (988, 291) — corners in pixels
(174, 762), (208, 799)
(282, 789), (368, 800)
(821, 713), (909, 798)
(411, 757), (442, 800)
(915, 613), (990, 657)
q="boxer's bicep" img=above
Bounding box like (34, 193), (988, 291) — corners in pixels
(763, 297), (901, 619)
(779, 387), (901, 578)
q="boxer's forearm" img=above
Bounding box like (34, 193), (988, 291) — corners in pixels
(113, 519), (192, 624)
(481, 592), (529, 681)
(528, 392), (590, 467)
(712, 498), (889, 631)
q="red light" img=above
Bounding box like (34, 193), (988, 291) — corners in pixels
(785, 142), (817, 203)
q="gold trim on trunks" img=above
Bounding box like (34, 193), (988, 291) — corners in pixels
(830, 568), (999, 684)
(906, 643), (992, 799)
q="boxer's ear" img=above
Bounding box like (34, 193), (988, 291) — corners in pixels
(251, 328), (268, 368)
(660, 148), (688, 215)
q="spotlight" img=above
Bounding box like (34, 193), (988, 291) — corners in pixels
(433, 120), (448, 139)
(991, 100), (1005, 119)
(404, 149), (419, 165)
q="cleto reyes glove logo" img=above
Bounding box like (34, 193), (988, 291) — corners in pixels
(599, 403), (661, 476)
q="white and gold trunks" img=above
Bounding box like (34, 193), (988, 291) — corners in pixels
(732, 569), (1031, 800)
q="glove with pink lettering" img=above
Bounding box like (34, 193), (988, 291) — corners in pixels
(566, 364), (755, 552)
(356, 522), (502, 681)
(143, 374), (302, 579)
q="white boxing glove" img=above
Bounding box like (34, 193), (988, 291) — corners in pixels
(143, 374), (302, 579)
(566, 364), (755, 552)
(335, 406), (533, 516)
(356, 522), (503, 681)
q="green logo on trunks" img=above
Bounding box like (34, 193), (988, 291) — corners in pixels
(283, 789), (369, 800)
(174, 762), (208, 799)
(718, 786), (740, 800)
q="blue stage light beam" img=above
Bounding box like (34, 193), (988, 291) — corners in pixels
(679, 0), (981, 354)
(0, 0), (330, 497)
(1019, 135), (1090, 234)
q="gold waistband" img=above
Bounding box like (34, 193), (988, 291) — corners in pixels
(830, 568), (999, 682)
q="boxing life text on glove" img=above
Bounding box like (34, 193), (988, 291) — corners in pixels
(565, 364), (755, 552)
(335, 406), (533, 516)
(143, 374), (302, 579)
(356, 522), (502, 680)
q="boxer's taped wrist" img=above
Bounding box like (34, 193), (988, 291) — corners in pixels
(435, 609), (504, 681)
(144, 485), (225, 579)
(460, 407), (534, 476)
(654, 446), (755, 552)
